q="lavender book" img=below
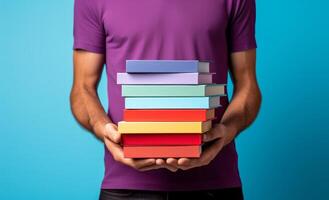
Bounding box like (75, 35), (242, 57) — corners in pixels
(117, 73), (213, 85)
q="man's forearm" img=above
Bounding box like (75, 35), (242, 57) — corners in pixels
(220, 84), (262, 144)
(70, 85), (112, 140)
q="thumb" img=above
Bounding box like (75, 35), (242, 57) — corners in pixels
(202, 129), (220, 143)
(105, 123), (121, 143)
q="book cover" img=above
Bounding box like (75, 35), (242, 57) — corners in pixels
(118, 121), (212, 133)
(126, 60), (209, 73)
(117, 73), (213, 84)
(124, 146), (201, 158)
(121, 84), (225, 97)
(125, 96), (221, 109)
(123, 109), (215, 122)
(122, 134), (202, 146)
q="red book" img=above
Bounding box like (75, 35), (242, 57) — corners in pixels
(122, 134), (202, 146)
(123, 109), (215, 122)
(124, 146), (201, 158)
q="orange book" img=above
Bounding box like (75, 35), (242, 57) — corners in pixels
(123, 109), (215, 122)
(124, 146), (201, 158)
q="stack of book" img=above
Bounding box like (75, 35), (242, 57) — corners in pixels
(117, 60), (225, 158)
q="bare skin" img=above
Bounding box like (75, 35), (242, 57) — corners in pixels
(70, 49), (261, 172)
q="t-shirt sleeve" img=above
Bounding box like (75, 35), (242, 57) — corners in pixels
(73, 0), (106, 54)
(227, 0), (257, 53)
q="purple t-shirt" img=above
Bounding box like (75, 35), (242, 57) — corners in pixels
(73, 0), (256, 191)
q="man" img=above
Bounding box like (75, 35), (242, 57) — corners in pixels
(70, 0), (261, 199)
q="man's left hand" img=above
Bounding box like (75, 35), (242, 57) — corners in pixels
(164, 123), (237, 171)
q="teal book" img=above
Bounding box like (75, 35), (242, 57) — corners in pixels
(121, 84), (226, 97)
(126, 60), (210, 73)
(125, 96), (221, 109)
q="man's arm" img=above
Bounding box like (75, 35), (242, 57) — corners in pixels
(212, 48), (261, 144)
(70, 50), (112, 139)
(166, 49), (261, 169)
(70, 50), (177, 171)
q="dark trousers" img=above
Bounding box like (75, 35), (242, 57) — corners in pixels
(99, 188), (243, 200)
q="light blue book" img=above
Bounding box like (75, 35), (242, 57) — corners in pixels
(125, 97), (221, 109)
(126, 60), (210, 73)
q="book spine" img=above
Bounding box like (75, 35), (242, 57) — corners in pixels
(209, 96), (221, 108)
(124, 146), (201, 158)
(123, 109), (212, 121)
(126, 60), (198, 73)
(118, 121), (211, 133)
(117, 73), (206, 84)
(122, 134), (202, 146)
(121, 85), (205, 97)
(125, 97), (215, 109)
(199, 74), (213, 84)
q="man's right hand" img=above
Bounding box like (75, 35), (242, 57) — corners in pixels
(96, 123), (178, 172)
(71, 51), (179, 172)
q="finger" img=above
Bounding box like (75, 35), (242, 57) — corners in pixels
(104, 138), (156, 169)
(166, 158), (179, 167)
(179, 165), (195, 171)
(198, 139), (224, 166)
(177, 158), (192, 166)
(203, 124), (228, 143)
(105, 137), (178, 171)
(140, 159), (181, 172)
(155, 158), (178, 172)
(125, 158), (156, 170)
(139, 164), (165, 171)
(104, 137), (125, 161)
(177, 158), (200, 170)
(105, 123), (121, 143)
(163, 163), (178, 172)
(178, 140), (225, 170)
(156, 158), (166, 165)
(202, 125), (226, 142)
(202, 130), (219, 143)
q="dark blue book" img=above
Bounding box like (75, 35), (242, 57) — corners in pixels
(126, 60), (210, 73)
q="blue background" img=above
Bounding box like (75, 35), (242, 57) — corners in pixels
(0, 0), (328, 199)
